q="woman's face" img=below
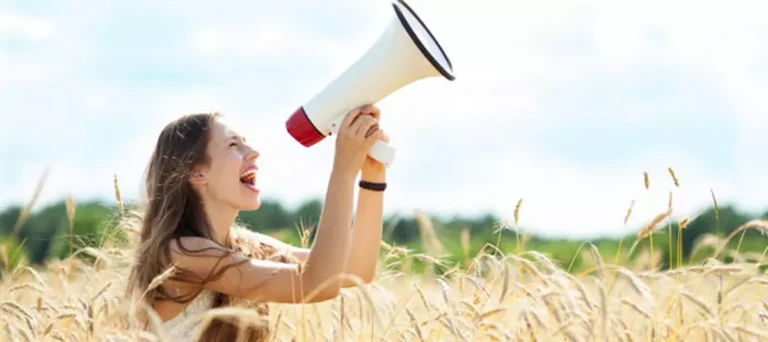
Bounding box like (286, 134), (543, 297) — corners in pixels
(193, 117), (261, 211)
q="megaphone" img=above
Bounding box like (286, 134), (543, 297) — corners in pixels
(285, 0), (455, 168)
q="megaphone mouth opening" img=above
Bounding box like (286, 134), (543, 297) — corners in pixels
(393, 0), (455, 81)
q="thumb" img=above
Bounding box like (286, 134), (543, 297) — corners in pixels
(365, 128), (385, 147)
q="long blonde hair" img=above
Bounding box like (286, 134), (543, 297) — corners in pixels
(124, 113), (296, 341)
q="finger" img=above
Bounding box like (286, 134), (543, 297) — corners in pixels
(351, 114), (373, 133)
(340, 107), (363, 133)
(356, 119), (376, 140)
(348, 114), (367, 136)
(349, 105), (380, 131)
(379, 130), (390, 143)
(355, 116), (378, 138)
(364, 123), (379, 138)
(346, 113), (368, 137)
(367, 126), (385, 139)
(362, 104), (381, 120)
(364, 128), (385, 146)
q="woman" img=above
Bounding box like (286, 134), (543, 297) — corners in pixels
(124, 104), (389, 341)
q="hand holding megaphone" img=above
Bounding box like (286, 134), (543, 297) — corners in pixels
(286, 0), (454, 168)
(331, 104), (393, 171)
(342, 104), (395, 169)
(328, 105), (396, 168)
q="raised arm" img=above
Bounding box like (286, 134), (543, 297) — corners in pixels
(343, 105), (388, 283)
(238, 106), (388, 286)
(344, 166), (385, 283)
(169, 165), (355, 303)
(169, 106), (384, 303)
(236, 107), (388, 286)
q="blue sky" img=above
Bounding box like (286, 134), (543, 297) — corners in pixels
(1, 0), (767, 239)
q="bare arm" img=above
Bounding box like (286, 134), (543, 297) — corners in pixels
(170, 166), (357, 303)
(342, 107), (387, 284)
(239, 178), (383, 287)
(237, 229), (309, 262)
(345, 170), (385, 283)
(168, 106), (384, 303)
(239, 168), (385, 286)
(241, 112), (387, 286)
(235, 183), (384, 287)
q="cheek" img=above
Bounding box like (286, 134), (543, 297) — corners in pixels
(211, 155), (241, 188)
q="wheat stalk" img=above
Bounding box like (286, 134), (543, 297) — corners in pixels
(11, 166), (51, 237)
(113, 173), (125, 216)
(66, 194), (76, 257)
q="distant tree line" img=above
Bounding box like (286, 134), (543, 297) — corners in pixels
(1, 196), (766, 272)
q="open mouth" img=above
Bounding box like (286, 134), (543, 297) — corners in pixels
(239, 169), (258, 191)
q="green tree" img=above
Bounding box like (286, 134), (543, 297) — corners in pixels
(47, 201), (115, 260)
(17, 202), (67, 264)
(236, 199), (291, 232)
(679, 205), (752, 260)
(0, 206), (22, 235)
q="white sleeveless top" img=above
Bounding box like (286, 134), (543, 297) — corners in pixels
(160, 289), (217, 341)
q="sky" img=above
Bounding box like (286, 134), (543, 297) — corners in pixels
(1, 0), (766, 239)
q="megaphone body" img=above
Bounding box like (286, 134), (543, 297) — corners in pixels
(286, 0), (455, 168)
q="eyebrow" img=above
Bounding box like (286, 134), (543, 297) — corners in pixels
(228, 134), (246, 142)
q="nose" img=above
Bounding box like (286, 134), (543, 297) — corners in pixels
(244, 146), (260, 161)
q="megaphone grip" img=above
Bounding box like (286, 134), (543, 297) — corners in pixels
(368, 139), (396, 168)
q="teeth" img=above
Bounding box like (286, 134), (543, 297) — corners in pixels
(240, 170), (256, 178)
(239, 170), (256, 185)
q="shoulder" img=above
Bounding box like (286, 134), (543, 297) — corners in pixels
(234, 228), (286, 250)
(167, 236), (245, 272)
(169, 236), (228, 256)
(233, 227), (309, 262)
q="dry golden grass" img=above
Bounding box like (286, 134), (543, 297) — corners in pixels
(0, 226), (767, 341)
(1, 171), (767, 341)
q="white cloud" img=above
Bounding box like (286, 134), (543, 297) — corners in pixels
(192, 23), (286, 57)
(0, 11), (55, 39)
(2, 0), (767, 239)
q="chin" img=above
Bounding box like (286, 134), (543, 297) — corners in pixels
(238, 198), (261, 211)
(236, 182), (261, 210)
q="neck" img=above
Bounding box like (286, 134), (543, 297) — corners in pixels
(201, 199), (238, 246)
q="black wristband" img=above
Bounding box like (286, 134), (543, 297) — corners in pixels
(359, 180), (386, 191)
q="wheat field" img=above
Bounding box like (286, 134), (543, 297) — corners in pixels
(1, 224), (767, 341)
(1, 172), (768, 341)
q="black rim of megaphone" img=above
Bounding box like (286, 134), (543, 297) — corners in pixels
(393, 0), (455, 81)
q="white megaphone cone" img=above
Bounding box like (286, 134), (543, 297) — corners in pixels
(286, 0), (455, 168)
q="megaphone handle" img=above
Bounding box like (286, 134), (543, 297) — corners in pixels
(330, 112), (395, 168)
(368, 139), (396, 168)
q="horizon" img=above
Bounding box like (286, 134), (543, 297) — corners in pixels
(2, 168), (763, 241)
(2, 0), (767, 240)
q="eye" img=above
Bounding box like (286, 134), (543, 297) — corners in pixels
(229, 142), (238, 147)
